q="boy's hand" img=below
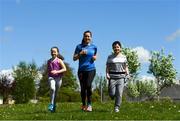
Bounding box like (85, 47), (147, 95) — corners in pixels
(106, 73), (110, 80)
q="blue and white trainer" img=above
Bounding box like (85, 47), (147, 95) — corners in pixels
(48, 104), (55, 112)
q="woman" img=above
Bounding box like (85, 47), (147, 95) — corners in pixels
(73, 30), (97, 112)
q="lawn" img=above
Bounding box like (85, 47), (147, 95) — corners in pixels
(0, 101), (180, 120)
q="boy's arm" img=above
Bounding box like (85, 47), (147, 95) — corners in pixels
(106, 65), (110, 80)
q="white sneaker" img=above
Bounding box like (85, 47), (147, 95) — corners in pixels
(86, 105), (92, 112)
(114, 108), (119, 112)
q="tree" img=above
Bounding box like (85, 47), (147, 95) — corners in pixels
(148, 49), (177, 100)
(13, 61), (38, 103)
(99, 76), (108, 102)
(127, 82), (140, 98)
(37, 62), (49, 97)
(136, 80), (157, 100)
(122, 47), (141, 79)
(0, 70), (15, 104)
(127, 79), (157, 101)
(93, 74), (101, 90)
(122, 47), (141, 98)
(62, 62), (78, 89)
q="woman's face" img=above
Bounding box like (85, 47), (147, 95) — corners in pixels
(113, 44), (121, 55)
(83, 32), (91, 44)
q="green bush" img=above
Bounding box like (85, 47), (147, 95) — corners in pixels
(38, 97), (49, 103)
(58, 88), (80, 102)
(13, 62), (38, 104)
(92, 90), (101, 102)
(159, 97), (173, 103)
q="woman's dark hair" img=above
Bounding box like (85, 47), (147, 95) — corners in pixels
(112, 41), (122, 48)
(81, 30), (92, 44)
(51, 46), (64, 60)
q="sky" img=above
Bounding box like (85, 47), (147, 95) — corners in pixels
(0, 0), (180, 79)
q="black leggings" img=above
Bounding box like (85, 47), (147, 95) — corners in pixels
(78, 70), (96, 106)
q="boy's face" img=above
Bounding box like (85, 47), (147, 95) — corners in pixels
(51, 48), (58, 58)
(113, 44), (121, 54)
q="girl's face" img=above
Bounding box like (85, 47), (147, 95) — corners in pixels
(51, 48), (58, 58)
(113, 44), (121, 55)
(83, 32), (91, 44)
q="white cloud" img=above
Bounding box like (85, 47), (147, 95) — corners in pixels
(166, 29), (180, 41)
(4, 26), (14, 32)
(0, 69), (13, 74)
(132, 46), (151, 64)
(140, 75), (155, 81)
(16, 0), (21, 4)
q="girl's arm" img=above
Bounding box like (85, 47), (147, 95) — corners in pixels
(58, 59), (67, 73)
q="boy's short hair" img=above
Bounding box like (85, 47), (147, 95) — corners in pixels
(112, 41), (122, 48)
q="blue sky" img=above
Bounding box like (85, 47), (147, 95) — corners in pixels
(0, 0), (180, 78)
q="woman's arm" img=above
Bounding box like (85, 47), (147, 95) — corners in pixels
(92, 55), (97, 61)
(73, 53), (80, 61)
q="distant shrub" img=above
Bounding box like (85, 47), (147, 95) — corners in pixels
(92, 90), (101, 102)
(38, 97), (49, 103)
(159, 97), (173, 103)
(58, 88), (80, 102)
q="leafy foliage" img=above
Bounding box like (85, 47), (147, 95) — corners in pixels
(122, 47), (141, 98)
(0, 71), (15, 104)
(136, 80), (157, 98)
(62, 62), (78, 89)
(127, 81), (140, 98)
(122, 47), (141, 77)
(37, 62), (49, 97)
(148, 49), (177, 96)
(12, 61), (38, 103)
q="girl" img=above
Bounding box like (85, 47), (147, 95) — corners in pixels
(106, 41), (129, 112)
(73, 30), (97, 112)
(47, 46), (66, 112)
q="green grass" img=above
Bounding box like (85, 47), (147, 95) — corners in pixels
(0, 101), (180, 120)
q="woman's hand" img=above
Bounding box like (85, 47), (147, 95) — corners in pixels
(79, 49), (87, 55)
(92, 55), (97, 61)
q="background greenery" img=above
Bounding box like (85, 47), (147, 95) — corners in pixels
(0, 100), (180, 120)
